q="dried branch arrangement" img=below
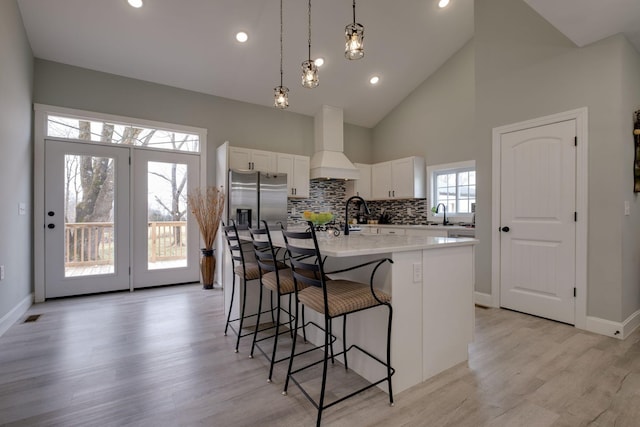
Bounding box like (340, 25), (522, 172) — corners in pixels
(187, 186), (226, 250)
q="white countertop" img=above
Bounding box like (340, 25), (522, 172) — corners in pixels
(269, 231), (477, 258)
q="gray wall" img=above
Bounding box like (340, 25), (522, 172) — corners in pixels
(0, 0), (34, 321)
(621, 39), (640, 320)
(475, 0), (640, 322)
(33, 60), (374, 187)
(372, 40), (475, 166)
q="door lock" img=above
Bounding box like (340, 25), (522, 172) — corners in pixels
(47, 223), (55, 229)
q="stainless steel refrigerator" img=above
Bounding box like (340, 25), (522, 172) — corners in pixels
(228, 169), (288, 229)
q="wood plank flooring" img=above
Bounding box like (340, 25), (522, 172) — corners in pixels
(1, 284), (640, 426)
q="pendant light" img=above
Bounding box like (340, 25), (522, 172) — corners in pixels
(345, 0), (364, 60)
(274, 0), (289, 109)
(301, 0), (319, 88)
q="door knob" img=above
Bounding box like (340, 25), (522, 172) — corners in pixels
(48, 211), (55, 217)
(500, 226), (510, 232)
(47, 223), (55, 229)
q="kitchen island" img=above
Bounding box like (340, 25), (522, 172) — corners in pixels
(222, 232), (477, 394)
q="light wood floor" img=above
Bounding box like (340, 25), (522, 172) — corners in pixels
(1, 284), (640, 426)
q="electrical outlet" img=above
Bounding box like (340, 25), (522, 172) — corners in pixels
(413, 263), (422, 282)
(291, 207), (297, 216)
(0, 265), (5, 281)
(624, 200), (630, 216)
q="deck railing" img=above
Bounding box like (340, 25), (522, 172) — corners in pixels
(64, 221), (187, 266)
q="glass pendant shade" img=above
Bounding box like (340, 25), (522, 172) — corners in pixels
(301, 59), (319, 88)
(345, 22), (364, 60)
(274, 86), (289, 109)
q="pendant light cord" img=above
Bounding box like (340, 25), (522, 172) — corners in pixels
(307, 0), (312, 60)
(352, 0), (356, 24)
(280, 0), (283, 87)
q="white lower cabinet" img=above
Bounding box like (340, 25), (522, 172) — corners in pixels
(378, 228), (405, 235)
(404, 228), (448, 238)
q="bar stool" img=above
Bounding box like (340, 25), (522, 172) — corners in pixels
(281, 223), (395, 427)
(248, 221), (306, 382)
(223, 220), (284, 353)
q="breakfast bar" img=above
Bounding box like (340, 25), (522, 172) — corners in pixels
(223, 232), (477, 393)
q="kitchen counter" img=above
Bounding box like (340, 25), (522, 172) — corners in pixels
(222, 230), (477, 394)
(268, 231), (476, 257)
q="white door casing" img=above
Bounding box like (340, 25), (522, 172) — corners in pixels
(499, 120), (576, 324)
(34, 104), (208, 302)
(492, 107), (588, 330)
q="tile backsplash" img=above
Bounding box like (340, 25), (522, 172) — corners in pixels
(288, 180), (434, 227)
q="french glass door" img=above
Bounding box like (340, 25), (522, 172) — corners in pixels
(132, 150), (200, 288)
(44, 140), (200, 298)
(44, 140), (130, 298)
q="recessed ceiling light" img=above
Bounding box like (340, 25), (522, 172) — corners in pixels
(315, 57), (325, 67)
(235, 32), (249, 43)
(369, 76), (380, 85)
(438, 0), (450, 8)
(127, 0), (143, 8)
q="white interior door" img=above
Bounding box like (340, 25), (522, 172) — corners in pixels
(132, 150), (200, 288)
(499, 119), (577, 324)
(44, 140), (130, 298)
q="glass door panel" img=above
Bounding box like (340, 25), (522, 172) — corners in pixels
(64, 153), (116, 277)
(147, 161), (188, 270)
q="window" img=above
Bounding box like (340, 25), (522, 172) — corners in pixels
(427, 160), (476, 216)
(47, 114), (200, 153)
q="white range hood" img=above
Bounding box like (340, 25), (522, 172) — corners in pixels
(310, 105), (360, 180)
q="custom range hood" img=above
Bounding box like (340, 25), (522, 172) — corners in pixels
(310, 105), (360, 180)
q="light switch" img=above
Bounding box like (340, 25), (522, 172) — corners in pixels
(624, 200), (630, 216)
(0, 265), (4, 281)
(19, 202), (26, 216)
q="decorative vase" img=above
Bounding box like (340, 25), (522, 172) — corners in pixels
(200, 248), (216, 289)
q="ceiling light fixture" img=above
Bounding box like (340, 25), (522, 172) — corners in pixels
(274, 0), (289, 109)
(438, 0), (450, 8)
(235, 32), (248, 43)
(301, 0), (319, 88)
(127, 0), (143, 8)
(369, 76), (380, 85)
(315, 57), (324, 67)
(345, 0), (364, 60)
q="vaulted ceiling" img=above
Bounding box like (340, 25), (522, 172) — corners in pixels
(17, 0), (640, 128)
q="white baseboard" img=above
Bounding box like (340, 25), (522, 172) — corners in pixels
(622, 309), (640, 339)
(0, 293), (33, 338)
(584, 310), (640, 340)
(474, 292), (493, 307)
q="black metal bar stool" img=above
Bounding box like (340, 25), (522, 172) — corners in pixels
(248, 221), (306, 382)
(281, 223), (395, 427)
(223, 220), (283, 353)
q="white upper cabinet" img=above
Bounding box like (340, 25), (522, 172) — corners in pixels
(345, 163), (372, 200)
(229, 147), (276, 172)
(371, 161), (393, 199)
(276, 153), (310, 198)
(371, 156), (425, 200)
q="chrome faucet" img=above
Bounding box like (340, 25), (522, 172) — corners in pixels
(435, 203), (449, 225)
(344, 196), (370, 235)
